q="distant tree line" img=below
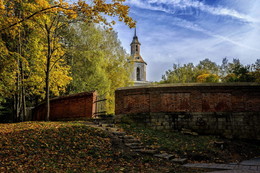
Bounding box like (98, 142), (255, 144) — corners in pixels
(161, 58), (260, 83)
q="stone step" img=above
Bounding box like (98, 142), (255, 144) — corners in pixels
(106, 127), (120, 132)
(154, 153), (175, 160)
(171, 158), (187, 164)
(125, 143), (144, 149)
(112, 131), (126, 136)
(133, 149), (157, 155)
(181, 128), (198, 136)
(99, 123), (115, 128)
(129, 145), (144, 149)
(125, 143), (142, 147)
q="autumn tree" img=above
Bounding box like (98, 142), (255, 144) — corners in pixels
(161, 59), (220, 83)
(197, 58), (219, 75)
(0, 40), (17, 120)
(161, 63), (197, 83)
(251, 59), (260, 82)
(196, 74), (219, 83)
(64, 22), (132, 113)
(223, 59), (256, 82)
(161, 58), (259, 84)
(0, 0), (32, 121)
(1, 0), (135, 121)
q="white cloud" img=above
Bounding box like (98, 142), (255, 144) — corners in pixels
(127, 0), (259, 23)
(126, 0), (260, 52)
(114, 0), (260, 81)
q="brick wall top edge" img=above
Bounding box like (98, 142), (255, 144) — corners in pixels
(116, 83), (260, 91)
(35, 91), (96, 109)
(50, 91), (96, 102)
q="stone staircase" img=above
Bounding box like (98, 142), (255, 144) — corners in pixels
(89, 119), (187, 164)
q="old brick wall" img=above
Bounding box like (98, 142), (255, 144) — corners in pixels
(33, 91), (97, 121)
(115, 83), (260, 140)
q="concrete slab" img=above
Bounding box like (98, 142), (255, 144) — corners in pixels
(240, 157), (260, 166)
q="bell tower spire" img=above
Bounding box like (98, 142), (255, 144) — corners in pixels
(129, 28), (148, 86)
(131, 28), (141, 56)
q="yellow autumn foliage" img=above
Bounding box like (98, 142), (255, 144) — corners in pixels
(197, 73), (219, 83)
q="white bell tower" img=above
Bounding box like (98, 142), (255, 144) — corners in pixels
(130, 29), (149, 86)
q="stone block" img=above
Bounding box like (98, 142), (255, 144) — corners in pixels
(154, 153), (175, 160)
(133, 149), (157, 155)
(171, 158), (187, 164)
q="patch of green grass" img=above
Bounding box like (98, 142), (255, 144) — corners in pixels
(120, 122), (260, 163)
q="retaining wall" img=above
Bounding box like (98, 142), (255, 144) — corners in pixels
(33, 91), (97, 121)
(115, 83), (260, 140)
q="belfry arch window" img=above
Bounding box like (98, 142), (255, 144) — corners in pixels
(136, 67), (141, 81)
(136, 45), (138, 52)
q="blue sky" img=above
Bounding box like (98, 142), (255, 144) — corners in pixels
(113, 0), (260, 81)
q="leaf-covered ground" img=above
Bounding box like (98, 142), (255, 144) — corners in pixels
(0, 121), (208, 173)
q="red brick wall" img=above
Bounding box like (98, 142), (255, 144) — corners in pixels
(115, 83), (260, 140)
(33, 91), (97, 121)
(116, 83), (260, 140)
(115, 83), (260, 114)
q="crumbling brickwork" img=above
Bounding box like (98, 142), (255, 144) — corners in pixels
(115, 83), (260, 140)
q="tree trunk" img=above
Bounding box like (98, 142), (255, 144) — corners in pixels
(21, 62), (26, 121)
(15, 71), (20, 122)
(45, 26), (51, 121)
(14, 23), (22, 122)
(45, 63), (50, 121)
(19, 22), (26, 121)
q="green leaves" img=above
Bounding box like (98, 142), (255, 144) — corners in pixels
(161, 58), (260, 83)
(64, 23), (131, 113)
(1, 0), (135, 120)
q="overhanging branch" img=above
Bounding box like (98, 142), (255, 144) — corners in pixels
(0, 5), (64, 32)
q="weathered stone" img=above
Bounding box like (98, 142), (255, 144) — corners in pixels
(181, 129), (198, 136)
(100, 124), (108, 127)
(125, 143), (143, 149)
(154, 153), (175, 160)
(133, 149), (157, 155)
(107, 127), (120, 132)
(171, 158), (187, 164)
